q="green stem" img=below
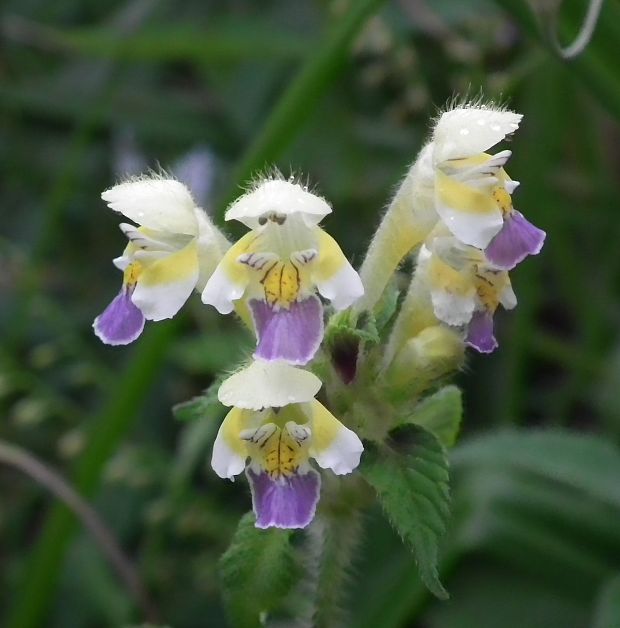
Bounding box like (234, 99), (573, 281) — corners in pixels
(0, 440), (157, 622)
(4, 321), (177, 628)
(6, 2), (388, 626)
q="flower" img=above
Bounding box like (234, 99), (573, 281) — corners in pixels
(94, 176), (228, 345)
(431, 105), (545, 267)
(418, 234), (516, 353)
(201, 177), (364, 365)
(212, 360), (364, 529)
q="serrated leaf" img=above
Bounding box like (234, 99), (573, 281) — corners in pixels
(407, 386), (462, 448)
(361, 425), (450, 599)
(592, 575), (620, 628)
(219, 512), (300, 628)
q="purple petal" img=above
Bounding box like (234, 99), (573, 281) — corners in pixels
(247, 467), (320, 529)
(250, 296), (324, 365)
(93, 288), (145, 345)
(485, 210), (546, 270)
(466, 310), (498, 354)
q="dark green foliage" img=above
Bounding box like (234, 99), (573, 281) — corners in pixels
(219, 513), (300, 628)
(2, 0), (620, 626)
(592, 575), (620, 628)
(407, 386), (462, 448)
(361, 425), (450, 599)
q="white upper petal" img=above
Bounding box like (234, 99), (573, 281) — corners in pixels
(225, 179), (332, 230)
(102, 178), (198, 235)
(433, 107), (522, 163)
(218, 360), (322, 410)
(316, 262), (364, 310)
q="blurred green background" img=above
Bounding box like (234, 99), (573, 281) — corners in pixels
(2, 0), (620, 626)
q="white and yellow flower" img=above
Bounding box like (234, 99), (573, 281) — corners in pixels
(212, 360), (364, 529)
(431, 105), (545, 265)
(201, 177), (364, 365)
(419, 233), (517, 353)
(93, 176), (228, 345)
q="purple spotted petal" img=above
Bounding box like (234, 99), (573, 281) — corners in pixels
(485, 210), (546, 270)
(466, 310), (498, 354)
(247, 467), (320, 529)
(93, 287), (145, 345)
(250, 296), (324, 365)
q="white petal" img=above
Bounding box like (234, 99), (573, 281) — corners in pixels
(499, 283), (517, 310)
(102, 178), (198, 235)
(435, 201), (503, 249)
(211, 408), (249, 479)
(131, 241), (199, 321)
(201, 262), (247, 315)
(431, 289), (475, 326)
(316, 262), (364, 310)
(505, 179), (520, 194)
(309, 401), (363, 475)
(193, 207), (230, 292)
(218, 360), (322, 410)
(433, 107), (522, 163)
(113, 254), (131, 270)
(226, 179), (332, 230)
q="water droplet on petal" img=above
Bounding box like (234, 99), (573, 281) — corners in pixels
(491, 124), (501, 132)
(477, 118), (486, 125)
(460, 128), (470, 136)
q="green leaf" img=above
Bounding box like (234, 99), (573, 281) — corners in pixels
(219, 512), (300, 628)
(361, 425), (450, 599)
(407, 386), (462, 448)
(452, 429), (620, 509)
(5, 1), (389, 625)
(452, 430), (620, 597)
(592, 575), (620, 628)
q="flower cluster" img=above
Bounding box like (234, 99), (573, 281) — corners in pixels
(92, 102), (545, 530)
(94, 175), (364, 528)
(390, 104), (546, 355)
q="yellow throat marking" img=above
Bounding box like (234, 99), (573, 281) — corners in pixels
(248, 423), (309, 480)
(492, 186), (513, 216)
(261, 260), (301, 309)
(474, 269), (507, 312)
(123, 262), (143, 288)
